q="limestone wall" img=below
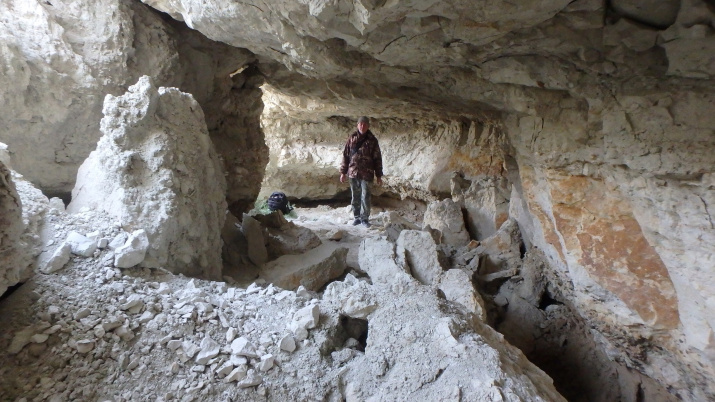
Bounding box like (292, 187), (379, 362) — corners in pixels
(0, 0), (266, 211)
(505, 86), (715, 399)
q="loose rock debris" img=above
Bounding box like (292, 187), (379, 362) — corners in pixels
(0, 204), (564, 401)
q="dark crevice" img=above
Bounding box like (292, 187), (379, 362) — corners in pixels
(0, 282), (24, 303)
(538, 288), (563, 310)
(41, 190), (71, 207)
(636, 382), (646, 402)
(339, 315), (368, 352)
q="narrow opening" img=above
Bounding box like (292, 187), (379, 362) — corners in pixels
(0, 282), (24, 303)
(339, 315), (369, 352)
(538, 288), (563, 310)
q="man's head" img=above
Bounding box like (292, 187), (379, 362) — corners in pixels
(357, 116), (369, 134)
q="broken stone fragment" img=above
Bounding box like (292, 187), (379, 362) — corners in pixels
(75, 339), (95, 354)
(292, 304), (320, 329)
(138, 310), (155, 324)
(422, 198), (470, 247)
(224, 366), (248, 383)
(229, 355), (248, 366)
(167, 340), (182, 350)
(480, 268), (519, 283)
(73, 308), (91, 320)
(260, 243), (348, 291)
(108, 233), (127, 250)
(438, 269), (486, 320)
(258, 354), (274, 371)
(358, 238), (411, 285)
(120, 295), (144, 312)
(231, 337), (259, 358)
(48, 197), (65, 212)
(30, 333), (49, 344)
(216, 362), (234, 377)
(40, 243), (72, 274)
(396, 230), (446, 286)
(242, 215), (268, 266)
(237, 369), (263, 388)
(66, 231), (98, 257)
(114, 229), (149, 268)
(195, 336), (220, 365)
(279, 334), (296, 352)
(326, 228), (344, 240)
(8, 327), (36, 354)
(380, 211), (421, 243)
(226, 327), (237, 342)
(157, 283), (171, 295)
(183, 342), (199, 358)
(114, 326), (135, 342)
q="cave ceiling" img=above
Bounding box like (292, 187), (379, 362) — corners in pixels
(141, 0), (714, 121)
(139, 0), (622, 120)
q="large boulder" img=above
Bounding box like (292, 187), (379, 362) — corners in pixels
(260, 243), (348, 291)
(68, 76), (226, 280)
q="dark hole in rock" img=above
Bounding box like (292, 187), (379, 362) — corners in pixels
(0, 282), (24, 303)
(339, 315), (368, 352)
(538, 288), (563, 310)
(41, 190), (71, 207)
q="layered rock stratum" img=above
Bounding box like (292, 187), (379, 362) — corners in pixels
(0, 0), (714, 401)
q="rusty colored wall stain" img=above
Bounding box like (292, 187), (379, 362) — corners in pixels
(447, 150), (505, 177)
(548, 173), (679, 329)
(519, 166), (567, 263)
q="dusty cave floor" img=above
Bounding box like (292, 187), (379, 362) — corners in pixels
(0, 200), (426, 402)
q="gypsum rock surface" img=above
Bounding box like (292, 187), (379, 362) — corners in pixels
(260, 93), (511, 203)
(0, 147), (51, 297)
(0, 205), (563, 402)
(67, 76), (226, 280)
(263, 47), (715, 402)
(0, 159), (28, 297)
(322, 240), (565, 401)
(490, 247), (679, 402)
(0, 0), (265, 208)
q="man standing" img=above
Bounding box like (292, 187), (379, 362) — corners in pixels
(339, 116), (383, 227)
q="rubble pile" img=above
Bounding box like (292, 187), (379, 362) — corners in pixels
(0, 200), (567, 401)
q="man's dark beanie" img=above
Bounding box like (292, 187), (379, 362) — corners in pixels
(358, 116), (369, 124)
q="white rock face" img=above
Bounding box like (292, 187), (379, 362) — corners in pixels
(0, 146), (50, 296)
(114, 230), (150, 269)
(260, 243), (348, 291)
(439, 269), (487, 320)
(396, 230), (445, 286)
(358, 238), (412, 286)
(423, 198), (471, 247)
(0, 160), (29, 296)
(322, 244), (566, 401)
(68, 76), (227, 279)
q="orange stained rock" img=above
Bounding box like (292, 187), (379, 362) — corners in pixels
(519, 166), (566, 263)
(548, 173), (679, 329)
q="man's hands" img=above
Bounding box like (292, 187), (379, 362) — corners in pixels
(339, 174), (383, 185)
